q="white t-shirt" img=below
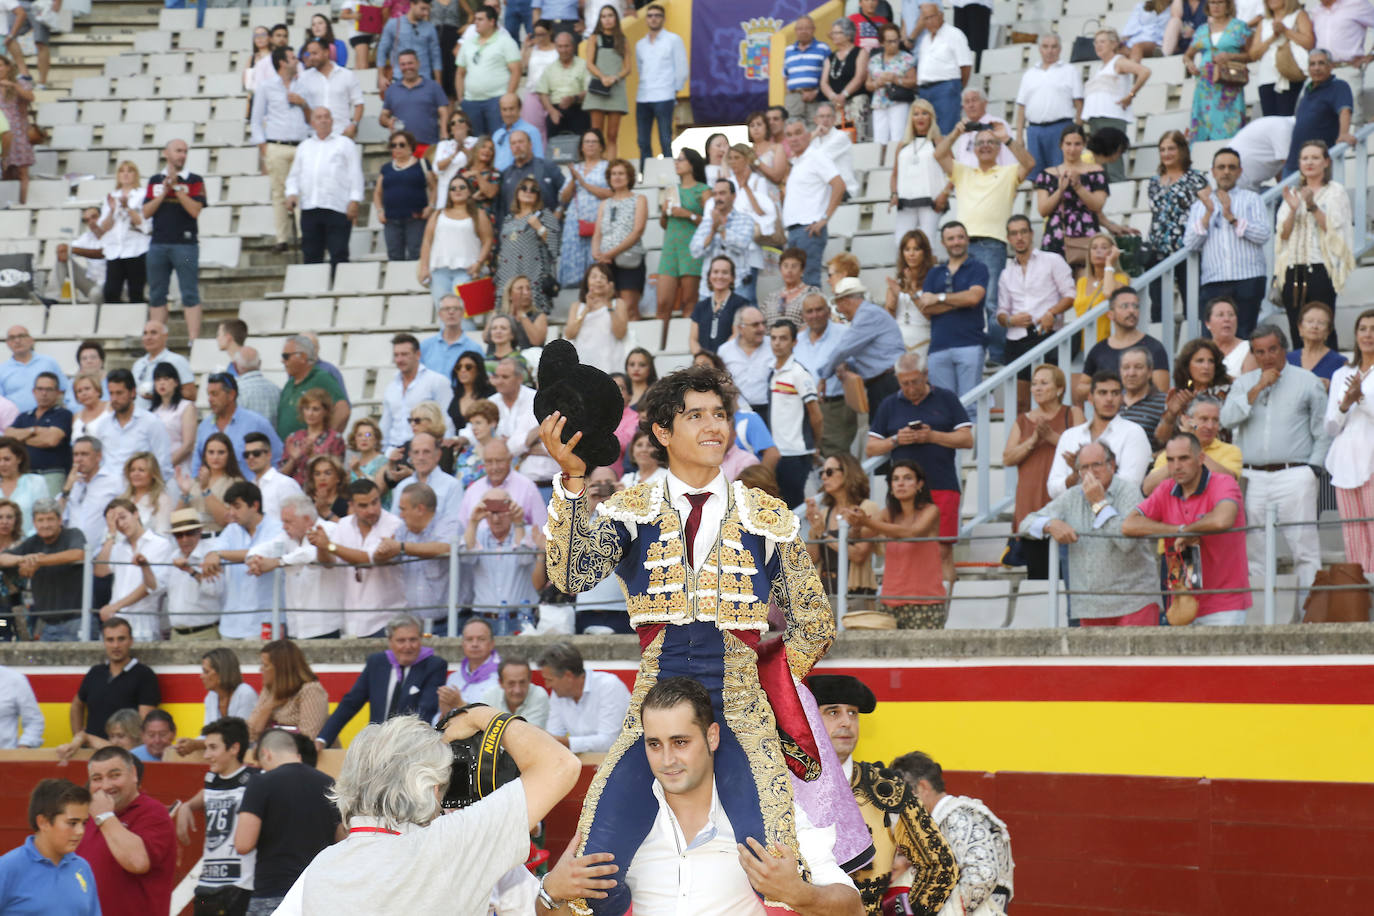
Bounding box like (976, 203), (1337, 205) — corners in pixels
(780, 144), (841, 228)
(768, 357), (819, 457)
(273, 781), (530, 916)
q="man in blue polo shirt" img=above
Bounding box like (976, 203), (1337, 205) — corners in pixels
(866, 352), (974, 588)
(920, 221), (989, 405)
(1283, 49), (1356, 177)
(783, 15), (830, 122)
(492, 93), (545, 170)
(0, 778), (101, 915)
(419, 295), (485, 379)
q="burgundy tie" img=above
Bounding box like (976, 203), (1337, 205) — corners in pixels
(683, 492), (712, 568)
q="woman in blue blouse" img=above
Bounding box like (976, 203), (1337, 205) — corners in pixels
(1288, 301), (1345, 388)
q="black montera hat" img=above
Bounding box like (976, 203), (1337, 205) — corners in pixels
(806, 674), (877, 714)
(533, 339), (624, 470)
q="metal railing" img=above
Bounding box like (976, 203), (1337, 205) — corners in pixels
(952, 124), (1374, 534)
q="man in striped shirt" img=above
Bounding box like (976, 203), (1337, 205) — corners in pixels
(782, 16), (829, 122)
(1181, 148), (1271, 339)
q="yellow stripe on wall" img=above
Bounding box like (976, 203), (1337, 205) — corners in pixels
(31, 700), (1374, 783)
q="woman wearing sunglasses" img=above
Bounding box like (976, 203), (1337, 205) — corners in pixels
(374, 130), (436, 260)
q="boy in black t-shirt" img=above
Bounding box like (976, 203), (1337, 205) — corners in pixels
(174, 718), (258, 916)
(143, 138), (208, 340)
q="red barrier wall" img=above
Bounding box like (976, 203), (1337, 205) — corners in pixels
(6, 761), (1372, 914)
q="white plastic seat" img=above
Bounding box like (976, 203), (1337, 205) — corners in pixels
(851, 142), (882, 173)
(336, 296), (386, 328)
(43, 102), (80, 126)
(25, 181), (70, 207)
(122, 99), (168, 124)
(69, 77), (107, 100)
(343, 333), (396, 367)
(0, 210), (30, 238)
(946, 579), (1012, 629)
(64, 152), (109, 178)
(101, 122), (147, 149)
(980, 45), (1026, 74)
(147, 53), (190, 78)
(332, 261), (382, 294)
(169, 98), (212, 123)
(153, 122), (197, 150)
(115, 75), (157, 100)
(1008, 580), (1058, 628)
(199, 73), (244, 98)
(42, 305), (96, 339)
(216, 147), (259, 176)
(198, 207), (233, 237)
(664, 317), (692, 353)
(190, 338), (224, 374)
(282, 298), (333, 331)
(158, 8), (198, 30)
(861, 169), (892, 201)
(829, 205), (860, 239)
(203, 7), (243, 29)
(383, 261), (424, 293)
(202, 120), (248, 147)
(4, 306), (47, 336)
(239, 299), (286, 332)
(48, 125), (93, 151)
(384, 294), (432, 327)
(212, 97), (247, 121)
(628, 319), (661, 351)
(96, 304), (145, 337)
(199, 238), (242, 268)
(178, 29), (219, 53)
(338, 367), (370, 401)
(191, 51), (233, 76)
(235, 205), (274, 236)
(226, 175), (271, 205)
(35, 208), (80, 239)
(279, 263), (333, 297)
(133, 31), (172, 54)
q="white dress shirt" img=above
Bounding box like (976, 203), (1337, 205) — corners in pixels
(108, 529), (176, 642)
(0, 665), (43, 748)
(544, 668), (631, 753)
(334, 510), (406, 637)
(250, 71), (316, 144)
(97, 187), (152, 260)
(1045, 415), (1152, 498)
(635, 29), (688, 102)
(165, 540), (225, 629)
(915, 23), (973, 84)
(625, 779), (856, 916)
(1015, 61), (1083, 124)
(813, 127), (860, 199)
(64, 468), (124, 547)
(285, 133), (365, 215)
(252, 467), (304, 522)
(497, 386), (559, 482)
(1325, 366), (1374, 489)
(314, 63), (364, 134)
(380, 365), (455, 449)
(780, 143), (842, 228)
(89, 409), (173, 484)
(717, 338), (773, 407)
(247, 521), (348, 639)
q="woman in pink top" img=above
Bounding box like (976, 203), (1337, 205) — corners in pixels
(846, 459), (947, 628)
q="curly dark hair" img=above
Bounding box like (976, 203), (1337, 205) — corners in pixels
(1173, 338), (1233, 391)
(636, 365), (738, 466)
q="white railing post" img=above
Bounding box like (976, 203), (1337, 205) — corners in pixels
(447, 538), (460, 638)
(80, 544), (93, 641)
(1047, 537), (1061, 627)
(1263, 505), (1278, 625)
(835, 516), (850, 621)
(271, 566), (282, 640)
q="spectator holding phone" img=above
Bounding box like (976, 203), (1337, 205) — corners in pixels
(461, 488), (536, 634)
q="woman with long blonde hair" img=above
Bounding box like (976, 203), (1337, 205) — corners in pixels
(889, 98), (945, 257)
(99, 159), (151, 303)
(121, 451), (174, 534)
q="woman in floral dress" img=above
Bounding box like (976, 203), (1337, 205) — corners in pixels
(1145, 129), (1209, 319)
(558, 129), (611, 288)
(1184, 0), (1251, 140)
(1033, 125), (1112, 256)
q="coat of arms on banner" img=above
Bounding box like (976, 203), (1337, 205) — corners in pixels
(738, 16), (782, 80)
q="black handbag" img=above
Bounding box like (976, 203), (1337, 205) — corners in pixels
(888, 84), (916, 103)
(586, 77), (613, 97)
(1070, 21), (1100, 62)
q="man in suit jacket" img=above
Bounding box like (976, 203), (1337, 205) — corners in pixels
(314, 613), (447, 748)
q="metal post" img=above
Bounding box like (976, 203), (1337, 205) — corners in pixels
(80, 544), (93, 641)
(1183, 253), (1200, 343)
(976, 395), (990, 519)
(1047, 534), (1061, 627)
(835, 516), (850, 622)
(271, 566), (283, 640)
(1263, 505), (1277, 625)
(446, 539), (459, 638)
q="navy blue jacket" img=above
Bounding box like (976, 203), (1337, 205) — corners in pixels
(316, 650), (447, 746)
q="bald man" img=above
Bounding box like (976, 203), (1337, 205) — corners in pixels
(285, 106), (364, 268)
(493, 92), (544, 170)
(131, 321), (196, 406)
(142, 139), (207, 339)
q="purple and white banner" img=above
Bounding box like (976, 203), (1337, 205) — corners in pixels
(690, 0), (811, 124)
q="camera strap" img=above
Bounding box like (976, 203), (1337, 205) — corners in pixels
(474, 712), (520, 798)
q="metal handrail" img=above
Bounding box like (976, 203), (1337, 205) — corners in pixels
(953, 123), (1374, 533)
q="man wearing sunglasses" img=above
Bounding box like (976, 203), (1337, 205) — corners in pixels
(238, 432), (302, 522)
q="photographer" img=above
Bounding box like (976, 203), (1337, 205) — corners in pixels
(272, 709), (580, 916)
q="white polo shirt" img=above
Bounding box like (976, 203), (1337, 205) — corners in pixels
(915, 23), (973, 84)
(625, 779), (856, 916)
(768, 357), (819, 457)
(1015, 61), (1083, 124)
(780, 143), (841, 228)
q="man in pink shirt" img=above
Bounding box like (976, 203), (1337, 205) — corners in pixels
(994, 215), (1075, 412)
(1309, 0), (1374, 65)
(1123, 432), (1252, 625)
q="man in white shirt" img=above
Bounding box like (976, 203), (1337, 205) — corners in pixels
(781, 118), (846, 287)
(48, 207), (108, 304)
(310, 479), (404, 637)
(718, 306), (773, 420)
(251, 46), (320, 251)
(390, 431), (461, 521)
(380, 333), (454, 450)
(245, 493), (346, 639)
(285, 107), (363, 268)
(62, 436), (124, 548)
(1230, 115), (1296, 190)
(302, 38), (364, 138)
(537, 677), (861, 916)
(811, 102), (860, 198)
(93, 498), (174, 643)
(767, 320), (823, 510)
(953, 88), (1015, 168)
(164, 508), (224, 641)
(1014, 34), (1083, 179)
(130, 320), (195, 406)
(911, 2), (973, 133)
(490, 357), (559, 488)
(89, 369), (173, 482)
(0, 664), (43, 748)
(1046, 371), (1152, 498)
(633, 4), (687, 167)
(536, 641), (630, 754)
(239, 432), (303, 521)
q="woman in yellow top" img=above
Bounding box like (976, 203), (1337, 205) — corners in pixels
(1072, 233), (1130, 354)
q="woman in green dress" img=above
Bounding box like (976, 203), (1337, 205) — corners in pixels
(1184, 0), (1252, 140)
(654, 148), (708, 323)
(584, 5), (631, 158)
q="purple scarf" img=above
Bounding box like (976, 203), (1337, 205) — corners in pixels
(458, 650), (501, 690)
(386, 646), (435, 685)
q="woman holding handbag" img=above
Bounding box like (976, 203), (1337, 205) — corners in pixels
(1275, 139), (1354, 349)
(590, 158), (647, 318)
(583, 5), (630, 158)
(1033, 125), (1113, 261)
(1184, 0), (1252, 141)
(495, 177), (561, 315)
(865, 24), (917, 154)
(1248, 0), (1314, 116)
(557, 128), (610, 287)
